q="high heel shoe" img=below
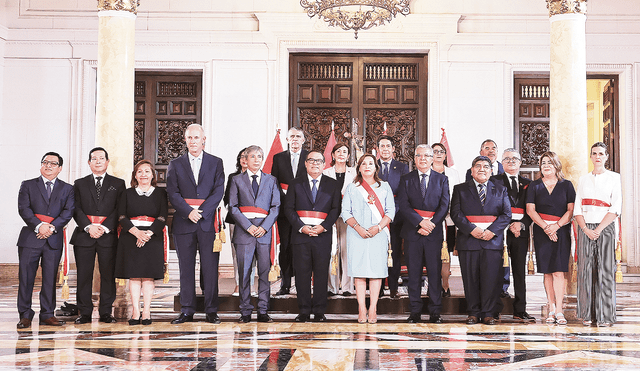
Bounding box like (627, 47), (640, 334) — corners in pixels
(141, 317), (152, 325)
(368, 309), (377, 324)
(128, 315), (141, 326)
(358, 308), (368, 324)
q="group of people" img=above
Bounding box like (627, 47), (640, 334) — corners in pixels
(15, 124), (621, 328)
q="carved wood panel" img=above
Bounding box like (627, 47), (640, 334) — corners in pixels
(299, 108), (352, 155)
(134, 120), (144, 164)
(157, 120), (194, 165)
(602, 79), (619, 171)
(519, 121), (550, 167)
(365, 109), (417, 167)
(514, 78), (550, 167)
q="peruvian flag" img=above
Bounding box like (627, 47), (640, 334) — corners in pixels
(323, 122), (337, 169)
(263, 129), (284, 174)
(440, 128), (455, 166)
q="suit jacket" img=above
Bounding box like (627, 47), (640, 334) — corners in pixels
(167, 151), (225, 234)
(377, 158), (409, 196)
(17, 176), (75, 249)
(450, 179), (511, 251)
(70, 173), (125, 247)
(229, 171), (280, 245)
(397, 170), (450, 242)
(465, 161), (504, 182)
(490, 173), (532, 235)
(271, 149), (309, 203)
(284, 175), (341, 246)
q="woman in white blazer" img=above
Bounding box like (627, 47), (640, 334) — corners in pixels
(323, 143), (357, 296)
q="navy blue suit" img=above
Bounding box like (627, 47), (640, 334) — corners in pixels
(167, 151), (225, 315)
(17, 176), (75, 321)
(397, 170), (450, 315)
(271, 149), (308, 290)
(377, 158), (410, 292)
(229, 171), (280, 316)
(284, 175), (340, 316)
(451, 179), (511, 319)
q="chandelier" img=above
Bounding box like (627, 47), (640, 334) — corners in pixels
(300, 0), (410, 39)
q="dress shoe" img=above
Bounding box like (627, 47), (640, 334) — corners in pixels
(40, 317), (65, 326)
(500, 291), (511, 298)
(16, 318), (31, 329)
(466, 316), (478, 325)
(483, 317), (497, 325)
(513, 312), (536, 323)
(429, 314), (443, 324)
(275, 287), (290, 296)
(141, 318), (152, 326)
(341, 291), (352, 297)
(327, 291), (336, 297)
(442, 288), (451, 298)
(128, 316), (141, 326)
(389, 290), (400, 299)
(75, 314), (92, 324)
(238, 315), (251, 323)
(295, 314), (309, 323)
(171, 313), (194, 324)
(407, 314), (421, 323)
(314, 314), (327, 322)
(206, 313), (221, 324)
(100, 314), (117, 323)
(257, 313), (273, 323)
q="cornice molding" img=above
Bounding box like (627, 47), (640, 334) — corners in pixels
(98, 0), (140, 15)
(546, 0), (587, 17)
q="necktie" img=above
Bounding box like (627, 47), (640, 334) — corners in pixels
(252, 175), (259, 197)
(46, 181), (53, 200)
(510, 176), (518, 198)
(192, 157), (200, 185)
(382, 162), (389, 181)
(311, 179), (318, 203)
(420, 173), (427, 198)
(478, 183), (486, 206)
(292, 153), (298, 177)
(96, 176), (103, 198)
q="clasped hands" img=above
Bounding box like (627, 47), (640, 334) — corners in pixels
(543, 223), (559, 242)
(354, 225), (380, 239)
(583, 227), (600, 241)
(247, 225), (267, 238)
(418, 219), (435, 236)
(188, 208), (203, 223)
(36, 223), (55, 239)
(88, 224), (106, 239)
(509, 222), (522, 238)
(470, 227), (495, 241)
(301, 225), (326, 237)
(130, 227), (153, 248)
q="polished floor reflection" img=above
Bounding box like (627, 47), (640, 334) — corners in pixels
(4, 273), (640, 370)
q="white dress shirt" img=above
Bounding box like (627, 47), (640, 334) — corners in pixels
(574, 170), (622, 224)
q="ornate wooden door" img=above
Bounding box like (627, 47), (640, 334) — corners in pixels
(290, 54), (427, 168)
(602, 79), (619, 171)
(514, 77), (550, 177)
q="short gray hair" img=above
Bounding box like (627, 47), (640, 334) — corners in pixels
(502, 148), (521, 160)
(287, 127), (305, 141)
(414, 144), (433, 156)
(245, 145), (264, 158)
(185, 123), (205, 136)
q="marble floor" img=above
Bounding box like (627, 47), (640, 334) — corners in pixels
(3, 272), (640, 370)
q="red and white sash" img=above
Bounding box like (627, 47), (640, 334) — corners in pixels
(414, 209), (434, 220)
(538, 213), (560, 223)
(185, 198), (204, 209)
(581, 198), (611, 214)
(511, 207), (524, 221)
(36, 214), (69, 280)
(357, 182), (391, 242)
(239, 206), (268, 219)
(87, 215), (107, 224)
(297, 210), (327, 225)
(466, 215), (497, 230)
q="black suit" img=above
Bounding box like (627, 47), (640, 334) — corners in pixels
(284, 175), (340, 316)
(71, 173), (125, 317)
(490, 173), (531, 314)
(271, 149), (308, 289)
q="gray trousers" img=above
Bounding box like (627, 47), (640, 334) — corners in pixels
(236, 240), (270, 316)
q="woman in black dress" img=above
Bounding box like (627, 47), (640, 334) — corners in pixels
(116, 160), (168, 325)
(526, 152), (575, 325)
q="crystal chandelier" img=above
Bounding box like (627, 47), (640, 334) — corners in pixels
(300, 0), (410, 39)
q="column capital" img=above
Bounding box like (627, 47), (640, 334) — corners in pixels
(98, 0), (140, 15)
(546, 0), (587, 17)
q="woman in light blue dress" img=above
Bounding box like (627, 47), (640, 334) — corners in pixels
(341, 154), (395, 323)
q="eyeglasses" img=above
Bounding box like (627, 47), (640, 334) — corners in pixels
(502, 157), (521, 163)
(433, 150), (446, 155)
(42, 161), (60, 168)
(306, 158), (324, 164)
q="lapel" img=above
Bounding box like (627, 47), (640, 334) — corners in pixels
(410, 171), (422, 200)
(285, 151), (295, 179)
(296, 150), (307, 177)
(425, 170), (436, 203)
(38, 177), (50, 205)
(484, 180), (495, 208)
(49, 179), (62, 206)
(89, 175), (100, 204)
(303, 176), (315, 205)
(182, 154), (197, 186)
(240, 171), (253, 199)
(467, 180), (482, 206)
(315, 176), (330, 206)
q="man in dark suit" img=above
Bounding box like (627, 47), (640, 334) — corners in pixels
(376, 135), (409, 298)
(270, 127), (308, 295)
(465, 139), (509, 298)
(17, 152), (75, 329)
(167, 124), (225, 324)
(229, 145), (280, 323)
(451, 156), (511, 325)
(71, 147), (125, 324)
(490, 148), (535, 323)
(397, 145), (450, 324)
(284, 151), (340, 322)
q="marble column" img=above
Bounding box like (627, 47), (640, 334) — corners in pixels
(96, 0), (139, 319)
(547, 0), (587, 299)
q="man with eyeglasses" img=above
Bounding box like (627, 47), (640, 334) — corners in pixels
(16, 152), (75, 329)
(70, 147), (125, 324)
(397, 145), (450, 324)
(490, 149), (535, 323)
(271, 127), (309, 296)
(451, 156), (511, 325)
(376, 135), (409, 299)
(284, 151), (340, 322)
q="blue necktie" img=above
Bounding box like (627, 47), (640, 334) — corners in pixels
(382, 162), (389, 181)
(251, 175), (259, 197)
(311, 179), (318, 203)
(46, 181), (53, 200)
(420, 173), (427, 199)
(478, 183), (486, 206)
